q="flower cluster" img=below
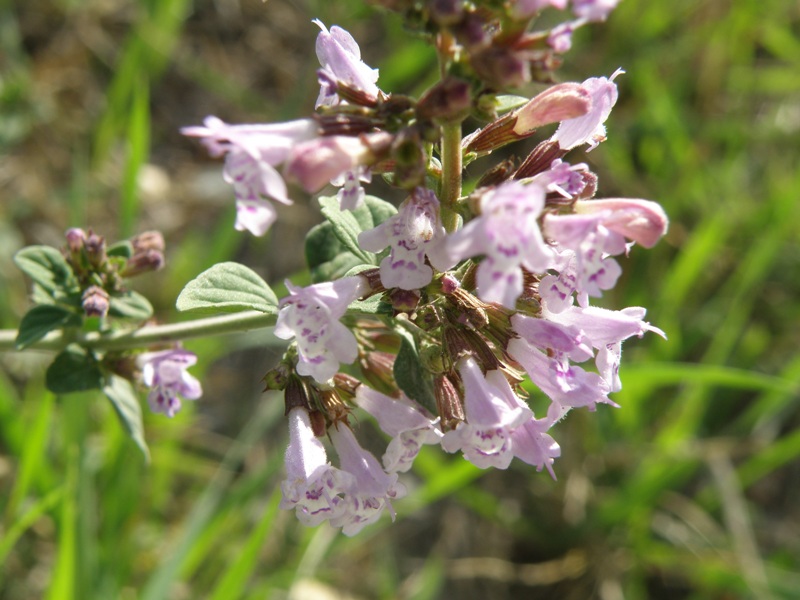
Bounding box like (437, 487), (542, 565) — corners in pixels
(184, 1), (668, 535)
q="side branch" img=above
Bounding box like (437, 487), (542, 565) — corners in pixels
(0, 311), (278, 353)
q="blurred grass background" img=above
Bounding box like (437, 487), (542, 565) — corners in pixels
(1, 0), (800, 598)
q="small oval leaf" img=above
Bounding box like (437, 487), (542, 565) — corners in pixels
(176, 262), (279, 314)
(13, 246), (77, 296)
(103, 374), (150, 461)
(15, 305), (81, 349)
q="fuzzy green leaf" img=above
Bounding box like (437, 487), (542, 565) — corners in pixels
(15, 305), (82, 349)
(176, 262), (279, 314)
(45, 346), (103, 394)
(13, 246), (77, 296)
(305, 222), (364, 283)
(103, 374), (150, 461)
(109, 290), (154, 320)
(393, 329), (436, 413)
(318, 196), (376, 265)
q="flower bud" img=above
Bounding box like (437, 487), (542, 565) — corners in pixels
(284, 376), (313, 414)
(574, 198), (669, 248)
(285, 132), (393, 193)
(263, 360), (292, 392)
(131, 230), (165, 253)
(464, 83), (591, 154)
(84, 232), (106, 268)
(471, 47), (530, 91)
(514, 139), (565, 179)
(65, 228), (86, 255)
(121, 249), (165, 277)
(82, 285), (109, 317)
(434, 374), (464, 431)
(416, 77), (472, 124)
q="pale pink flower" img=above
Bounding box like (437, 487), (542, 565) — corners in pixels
(552, 69), (623, 151)
(359, 188), (446, 290)
(137, 349), (202, 418)
(314, 20), (380, 108)
(328, 425), (407, 536)
(280, 408), (351, 526)
(441, 358), (532, 469)
(429, 181), (554, 308)
(354, 385), (442, 473)
(182, 116), (319, 235)
(274, 276), (370, 383)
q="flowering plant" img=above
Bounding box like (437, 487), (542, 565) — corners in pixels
(4, 0), (667, 536)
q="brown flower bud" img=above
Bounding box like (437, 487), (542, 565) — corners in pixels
(435, 374), (464, 431)
(417, 77), (472, 124)
(131, 231), (165, 253)
(121, 249), (165, 277)
(82, 285), (109, 318)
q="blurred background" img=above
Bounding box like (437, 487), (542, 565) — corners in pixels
(1, 0), (799, 598)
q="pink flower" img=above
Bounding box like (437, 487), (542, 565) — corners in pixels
(359, 188), (447, 290)
(284, 132), (392, 194)
(441, 358), (532, 469)
(354, 385), (442, 472)
(573, 198), (669, 249)
(551, 69), (623, 151)
(429, 181), (554, 308)
(572, 0), (620, 22)
(314, 20), (380, 108)
(280, 408), (351, 526)
(274, 276), (370, 383)
(182, 116), (319, 235)
(137, 349), (202, 418)
(331, 167), (372, 211)
(328, 425), (407, 536)
(542, 304), (665, 392)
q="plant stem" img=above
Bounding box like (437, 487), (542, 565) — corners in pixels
(0, 311), (277, 353)
(439, 120), (463, 233)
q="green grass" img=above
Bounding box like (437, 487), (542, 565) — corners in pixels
(1, 0), (800, 598)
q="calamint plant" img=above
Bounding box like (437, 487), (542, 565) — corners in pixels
(4, 0), (668, 535)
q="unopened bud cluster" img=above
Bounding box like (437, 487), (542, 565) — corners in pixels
(64, 228), (165, 318)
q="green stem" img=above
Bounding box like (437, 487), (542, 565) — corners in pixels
(0, 311), (277, 353)
(440, 120), (463, 233)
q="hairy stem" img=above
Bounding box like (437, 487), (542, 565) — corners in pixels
(0, 311), (278, 353)
(439, 120), (463, 233)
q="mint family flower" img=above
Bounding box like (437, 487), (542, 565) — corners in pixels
(181, 116), (319, 235)
(430, 180), (554, 308)
(552, 69), (623, 151)
(274, 276), (370, 383)
(441, 357), (533, 469)
(137, 349), (202, 418)
(358, 187), (446, 290)
(354, 385), (442, 473)
(280, 408), (351, 526)
(328, 424), (407, 536)
(314, 20), (380, 108)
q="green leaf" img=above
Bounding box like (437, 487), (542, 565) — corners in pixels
(13, 246), (77, 296)
(305, 222), (365, 283)
(318, 196), (376, 264)
(308, 196), (397, 284)
(176, 262), (279, 314)
(109, 290), (154, 320)
(107, 240), (134, 258)
(15, 305), (82, 349)
(102, 374), (150, 461)
(348, 293), (392, 316)
(45, 346), (103, 394)
(393, 328), (436, 413)
(356, 194), (398, 228)
(494, 94), (530, 114)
